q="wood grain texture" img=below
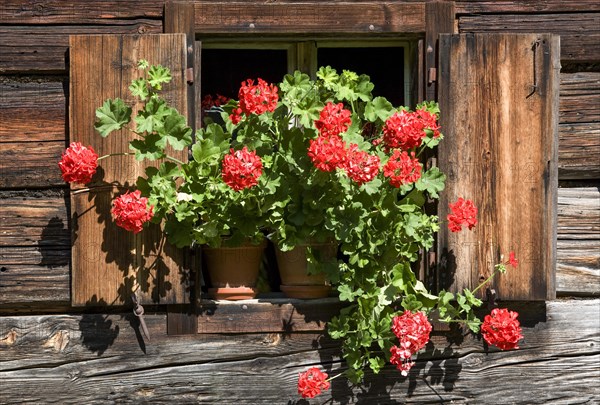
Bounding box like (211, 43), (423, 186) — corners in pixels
(0, 78), (66, 143)
(194, 2), (426, 34)
(196, 297), (345, 333)
(425, 1), (455, 101)
(438, 33), (559, 301)
(69, 34), (192, 307)
(0, 0), (163, 23)
(0, 141), (65, 189)
(559, 72), (600, 179)
(556, 187), (599, 296)
(458, 13), (600, 62)
(0, 191), (70, 306)
(0, 299), (598, 403)
(0, 23), (162, 74)
(455, 0), (600, 14)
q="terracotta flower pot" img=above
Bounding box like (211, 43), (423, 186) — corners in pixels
(275, 242), (336, 299)
(204, 240), (267, 300)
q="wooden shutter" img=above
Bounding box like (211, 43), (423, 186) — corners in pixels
(69, 34), (193, 306)
(437, 33), (559, 300)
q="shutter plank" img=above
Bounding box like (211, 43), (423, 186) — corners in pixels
(69, 34), (191, 306)
(438, 33), (559, 300)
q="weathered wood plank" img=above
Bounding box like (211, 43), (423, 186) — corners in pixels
(0, 264), (70, 306)
(0, 1), (163, 23)
(557, 240), (600, 296)
(0, 141), (65, 188)
(558, 187), (600, 240)
(561, 72), (600, 124)
(194, 2), (426, 34)
(559, 72), (600, 179)
(556, 187), (600, 296)
(0, 23), (162, 74)
(458, 13), (600, 61)
(438, 33), (559, 300)
(455, 0), (600, 14)
(196, 297), (345, 333)
(0, 78), (66, 143)
(0, 300), (598, 403)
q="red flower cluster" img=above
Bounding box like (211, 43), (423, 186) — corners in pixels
(447, 197), (478, 232)
(238, 78), (279, 116)
(314, 102), (352, 138)
(111, 190), (154, 234)
(58, 142), (99, 185)
(417, 108), (441, 138)
(297, 367), (330, 399)
(221, 146), (263, 191)
(383, 150), (422, 187)
(481, 308), (523, 350)
(382, 110), (427, 151)
(508, 251), (519, 268)
(390, 310), (432, 376)
(307, 135), (347, 172)
(201, 94), (230, 111)
(344, 144), (380, 185)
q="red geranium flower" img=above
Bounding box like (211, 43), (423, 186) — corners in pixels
(481, 308), (523, 350)
(447, 197), (478, 232)
(307, 135), (347, 172)
(508, 251), (519, 268)
(343, 144), (380, 185)
(314, 102), (352, 138)
(383, 150), (422, 187)
(297, 367), (330, 399)
(111, 190), (154, 234)
(417, 108), (441, 138)
(222, 146), (263, 191)
(238, 78), (279, 116)
(389, 344), (415, 376)
(390, 311), (432, 376)
(201, 94), (230, 111)
(382, 110), (426, 151)
(58, 142), (99, 185)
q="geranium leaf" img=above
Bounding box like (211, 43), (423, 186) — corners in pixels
(129, 78), (149, 101)
(94, 98), (132, 137)
(415, 167), (446, 198)
(147, 65), (171, 90)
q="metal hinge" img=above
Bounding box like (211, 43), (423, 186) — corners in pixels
(428, 67), (437, 85)
(186, 67), (194, 84)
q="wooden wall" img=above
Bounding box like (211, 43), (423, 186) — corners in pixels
(1, 1), (599, 403)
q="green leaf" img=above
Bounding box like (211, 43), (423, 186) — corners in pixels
(137, 59), (149, 70)
(361, 178), (382, 195)
(129, 78), (149, 101)
(369, 357), (386, 374)
(156, 111), (193, 150)
(415, 167), (446, 199)
(316, 66), (339, 91)
(130, 133), (165, 161)
(94, 98), (132, 137)
(364, 96), (394, 122)
(147, 65), (171, 90)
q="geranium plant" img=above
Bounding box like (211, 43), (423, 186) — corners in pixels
(59, 61), (523, 394)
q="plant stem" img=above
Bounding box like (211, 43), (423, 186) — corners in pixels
(98, 152), (135, 161)
(471, 267), (500, 295)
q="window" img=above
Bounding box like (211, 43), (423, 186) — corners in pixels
(201, 40), (413, 108)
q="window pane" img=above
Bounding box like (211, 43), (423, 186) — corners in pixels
(201, 49), (288, 99)
(317, 47), (405, 106)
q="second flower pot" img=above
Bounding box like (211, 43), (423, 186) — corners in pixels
(275, 242), (336, 299)
(203, 240), (267, 300)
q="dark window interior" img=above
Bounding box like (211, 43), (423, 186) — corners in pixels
(317, 47), (405, 106)
(201, 49), (288, 99)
